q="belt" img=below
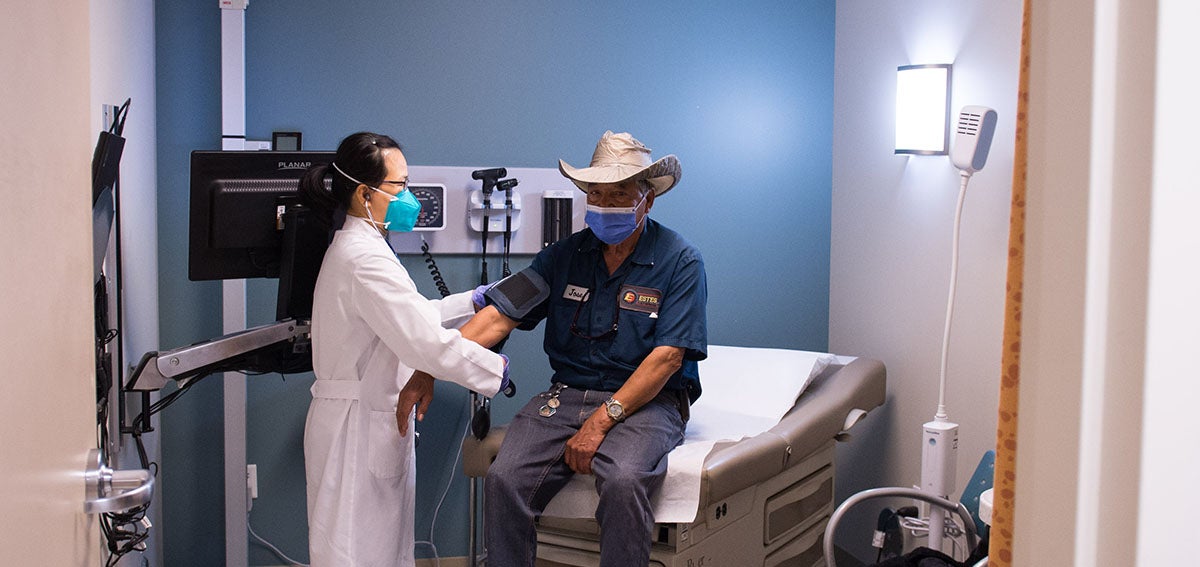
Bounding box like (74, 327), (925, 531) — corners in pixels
(311, 379), (362, 400)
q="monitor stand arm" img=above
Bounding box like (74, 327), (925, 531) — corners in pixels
(125, 318), (310, 392)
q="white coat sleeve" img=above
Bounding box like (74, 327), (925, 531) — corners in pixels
(350, 254), (504, 398)
(431, 291), (476, 330)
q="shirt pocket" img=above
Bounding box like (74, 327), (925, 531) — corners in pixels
(611, 310), (657, 363)
(367, 409), (409, 479)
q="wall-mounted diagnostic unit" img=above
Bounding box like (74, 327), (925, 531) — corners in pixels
(467, 186), (522, 233)
(388, 166), (586, 255)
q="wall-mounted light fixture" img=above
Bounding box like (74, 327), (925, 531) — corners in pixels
(895, 64), (952, 155)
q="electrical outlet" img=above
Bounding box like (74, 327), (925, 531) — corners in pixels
(247, 464), (258, 499)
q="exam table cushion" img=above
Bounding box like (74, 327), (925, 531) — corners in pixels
(701, 356), (886, 505)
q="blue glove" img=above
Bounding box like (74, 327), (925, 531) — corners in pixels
(498, 353), (511, 393)
(472, 284), (492, 310)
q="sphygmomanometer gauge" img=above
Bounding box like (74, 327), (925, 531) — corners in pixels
(409, 184), (445, 231)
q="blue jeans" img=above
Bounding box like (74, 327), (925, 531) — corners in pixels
(484, 385), (686, 567)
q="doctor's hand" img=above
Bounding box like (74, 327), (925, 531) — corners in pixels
(564, 410), (615, 475)
(498, 354), (511, 394)
(397, 371), (435, 437)
(471, 283), (492, 312)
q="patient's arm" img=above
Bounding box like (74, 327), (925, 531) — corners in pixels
(458, 305), (521, 348)
(564, 345), (684, 475)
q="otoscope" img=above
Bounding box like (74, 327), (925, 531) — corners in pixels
(496, 177), (519, 277)
(471, 167), (506, 285)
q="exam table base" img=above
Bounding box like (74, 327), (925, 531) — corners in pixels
(529, 442), (836, 567)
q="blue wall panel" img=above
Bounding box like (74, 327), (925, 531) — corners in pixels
(157, 2), (833, 564)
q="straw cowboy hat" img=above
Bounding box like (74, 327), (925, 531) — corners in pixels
(558, 131), (682, 197)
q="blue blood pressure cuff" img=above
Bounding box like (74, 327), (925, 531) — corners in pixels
(483, 267), (550, 329)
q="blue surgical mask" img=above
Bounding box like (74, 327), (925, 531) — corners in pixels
(585, 194), (646, 245)
(365, 185), (421, 232)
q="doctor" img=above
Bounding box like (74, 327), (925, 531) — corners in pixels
(297, 131), (509, 566)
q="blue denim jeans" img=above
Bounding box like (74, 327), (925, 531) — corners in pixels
(484, 385), (686, 567)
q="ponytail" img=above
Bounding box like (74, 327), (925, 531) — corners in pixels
(298, 163), (338, 231)
(301, 132), (404, 231)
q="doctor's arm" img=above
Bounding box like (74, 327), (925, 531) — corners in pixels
(564, 345), (684, 475)
(396, 306), (521, 436)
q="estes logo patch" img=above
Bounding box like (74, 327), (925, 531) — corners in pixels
(618, 285), (662, 315)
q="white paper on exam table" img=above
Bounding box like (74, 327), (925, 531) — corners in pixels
(541, 345), (837, 523)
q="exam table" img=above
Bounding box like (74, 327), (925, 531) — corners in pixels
(462, 346), (887, 567)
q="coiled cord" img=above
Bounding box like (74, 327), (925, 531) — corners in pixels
(421, 237), (451, 298)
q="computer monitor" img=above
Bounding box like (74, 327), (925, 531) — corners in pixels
(188, 150), (335, 320)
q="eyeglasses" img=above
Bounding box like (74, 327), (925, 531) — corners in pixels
(585, 188), (646, 208)
(569, 291), (619, 341)
(381, 179), (409, 192)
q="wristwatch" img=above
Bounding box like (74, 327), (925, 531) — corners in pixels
(604, 398), (626, 422)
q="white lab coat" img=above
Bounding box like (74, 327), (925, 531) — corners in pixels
(304, 217), (503, 566)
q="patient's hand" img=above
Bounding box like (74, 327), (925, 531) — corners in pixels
(564, 410), (614, 475)
(397, 371), (435, 437)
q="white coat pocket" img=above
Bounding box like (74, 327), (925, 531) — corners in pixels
(367, 409), (409, 478)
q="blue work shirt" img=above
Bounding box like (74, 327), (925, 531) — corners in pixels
(502, 218), (708, 401)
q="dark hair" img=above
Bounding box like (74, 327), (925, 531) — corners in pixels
(298, 131), (402, 230)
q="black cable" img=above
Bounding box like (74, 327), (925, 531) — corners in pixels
(480, 189), (492, 285)
(101, 498), (150, 566)
(91, 137), (145, 564)
(110, 98), (130, 136)
(420, 238), (451, 298)
(502, 185), (514, 277)
(130, 356), (277, 428)
(94, 279), (117, 458)
(109, 99), (130, 458)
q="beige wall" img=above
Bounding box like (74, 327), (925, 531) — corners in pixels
(0, 1), (102, 564)
(1014, 2), (1094, 564)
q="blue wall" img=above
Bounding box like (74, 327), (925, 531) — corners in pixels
(157, 2), (833, 564)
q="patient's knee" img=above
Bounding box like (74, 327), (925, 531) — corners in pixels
(484, 464), (512, 495)
(597, 465), (650, 501)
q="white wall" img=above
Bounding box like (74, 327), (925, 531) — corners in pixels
(1071, 0), (1157, 564)
(1138, 2), (1200, 562)
(90, 4), (158, 368)
(89, 1), (159, 565)
(830, 1), (1022, 560)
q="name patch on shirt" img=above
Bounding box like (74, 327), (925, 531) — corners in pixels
(618, 285), (662, 315)
(563, 284), (589, 302)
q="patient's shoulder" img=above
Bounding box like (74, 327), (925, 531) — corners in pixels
(652, 221), (704, 265)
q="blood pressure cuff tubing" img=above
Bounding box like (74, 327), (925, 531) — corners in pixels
(483, 267), (550, 330)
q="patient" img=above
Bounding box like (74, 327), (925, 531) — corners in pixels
(461, 131), (707, 565)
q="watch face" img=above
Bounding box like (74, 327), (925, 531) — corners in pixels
(606, 400), (624, 420)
